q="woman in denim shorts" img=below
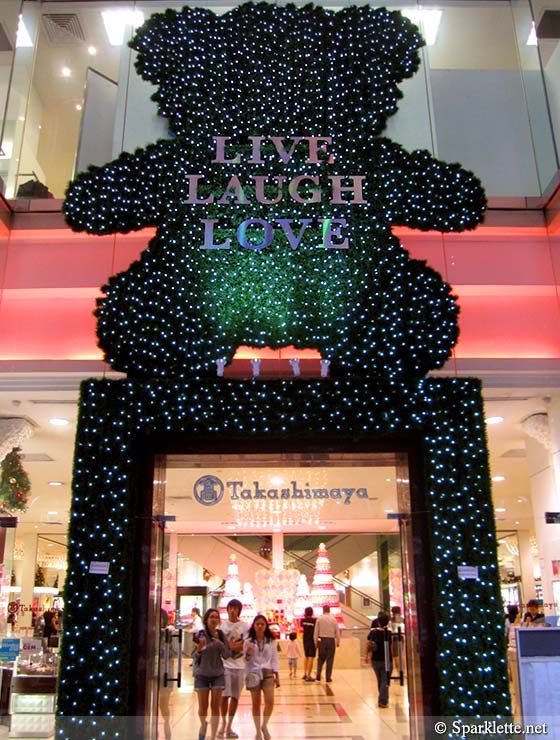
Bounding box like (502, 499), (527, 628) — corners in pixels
(244, 615), (280, 740)
(193, 608), (231, 740)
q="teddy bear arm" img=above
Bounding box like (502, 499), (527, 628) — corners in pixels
(374, 140), (486, 234)
(63, 146), (165, 235)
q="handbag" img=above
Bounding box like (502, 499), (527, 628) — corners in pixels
(245, 668), (263, 689)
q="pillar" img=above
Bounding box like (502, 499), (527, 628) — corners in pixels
(516, 529), (535, 607)
(272, 531), (283, 570)
(20, 533), (38, 628)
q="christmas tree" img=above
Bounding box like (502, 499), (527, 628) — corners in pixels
(218, 554), (244, 621)
(241, 582), (256, 623)
(294, 573), (311, 619)
(34, 565), (45, 587)
(0, 447), (30, 512)
(310, 543), (343, 624)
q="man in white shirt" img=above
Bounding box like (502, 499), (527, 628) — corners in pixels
(190, 607), (203, 635)
(313, 605), (340, 682)
(219, 599), (249, 738)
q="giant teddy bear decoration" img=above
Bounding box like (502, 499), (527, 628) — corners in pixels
(63, 3), (486, 379)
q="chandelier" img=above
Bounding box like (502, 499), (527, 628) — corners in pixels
(232, 496), (324, 529)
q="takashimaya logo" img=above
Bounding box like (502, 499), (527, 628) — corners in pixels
(193, 475), (225, 506)
(193, 476), (369, 506)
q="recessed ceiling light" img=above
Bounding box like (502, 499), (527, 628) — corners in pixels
(318, 524), (327, 530)
(384, 508), (394, 513)
(47, 511), (58, 515)
(485, 416), (504, 425)
(270, 476), (284, 486)
(61, 66), (71, 78)
(49, 418), (70, 427)
(48, 481), (63, 487)
(527, 21), (537, 46)
(75, 103), (82, 111)
(102, 9), (144, 46)
(88, 46), (97, 55)
(385, 478), (391, 483)
(16, 15), (33, 48)
(492, 475), (506, 483)
(401, 9), (442, 46)
(18, 116), (25, 122)
(495, 507), (507, 513)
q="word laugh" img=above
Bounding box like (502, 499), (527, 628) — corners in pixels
(187, 136), (367, 250)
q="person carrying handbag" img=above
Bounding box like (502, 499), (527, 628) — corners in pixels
(244, 615), (280, 740)
(193, 608), (231, 740)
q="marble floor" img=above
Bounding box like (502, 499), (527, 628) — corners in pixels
(159, 666), (411, 740)
(0, 666), (411, 739)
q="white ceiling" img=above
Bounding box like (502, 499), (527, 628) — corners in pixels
(0, 373), (555, 546)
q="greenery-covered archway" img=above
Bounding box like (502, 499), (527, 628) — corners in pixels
(56, 376), (510, 738)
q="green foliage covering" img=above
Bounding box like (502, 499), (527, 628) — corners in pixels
(63, 3), (486, 380)
(56, 377), (510, 736)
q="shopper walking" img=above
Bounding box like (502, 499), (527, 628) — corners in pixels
(301, 606), (317, 681)
(366, 611), (391, 708)
(313, 605), (340, 682)
(219, 599), (249, 738)
(244, 614), (280, 740)
(285, 632), (301, 678)
(193, 608), (231, 740)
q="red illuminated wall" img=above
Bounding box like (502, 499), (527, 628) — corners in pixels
(0, 206), (559, 368)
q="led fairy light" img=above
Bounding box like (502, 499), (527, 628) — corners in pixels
(57, 376), (510, 730)
(64, 3), (484, 381)
(58, 1), (506, 732)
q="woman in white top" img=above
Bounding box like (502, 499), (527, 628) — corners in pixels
(244, 615), (280, 740)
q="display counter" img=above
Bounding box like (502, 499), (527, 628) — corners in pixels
(9, 659), (57, 738)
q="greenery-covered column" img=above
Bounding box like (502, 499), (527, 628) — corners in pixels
(57, 387), (139, 735)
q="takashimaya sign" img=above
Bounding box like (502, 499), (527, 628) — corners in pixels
(188, 136), (366, 250)
(193, 475), (370, 506)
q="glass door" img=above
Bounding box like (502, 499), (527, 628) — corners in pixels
(144, 455), (168, 740)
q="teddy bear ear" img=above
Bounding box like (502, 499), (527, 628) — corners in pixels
(329, 6), (425, 133)
(129, 6), (218, 112)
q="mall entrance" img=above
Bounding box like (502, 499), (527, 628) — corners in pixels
(139, 447), (437, 740)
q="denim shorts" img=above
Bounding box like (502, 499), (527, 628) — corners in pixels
(194, 673), (226, 691)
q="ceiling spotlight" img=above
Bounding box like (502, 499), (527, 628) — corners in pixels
(495, 507), (507, 513)
(48, 481), (63, 487)
(270, 476), (284, 486)
(87, 46), (97, 55)
(492, 475), (506, 483)
(485, 416), (504, 425)
(102, 9), (144, 46)
(16, 15), (33, 48)
(47, 511), (58, 516)
(61, 66), (72, 78)
(75, 103), (82, 111)
(49, 418), (70, 427)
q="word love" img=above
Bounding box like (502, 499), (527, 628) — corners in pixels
(200, 217), (348, 250)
